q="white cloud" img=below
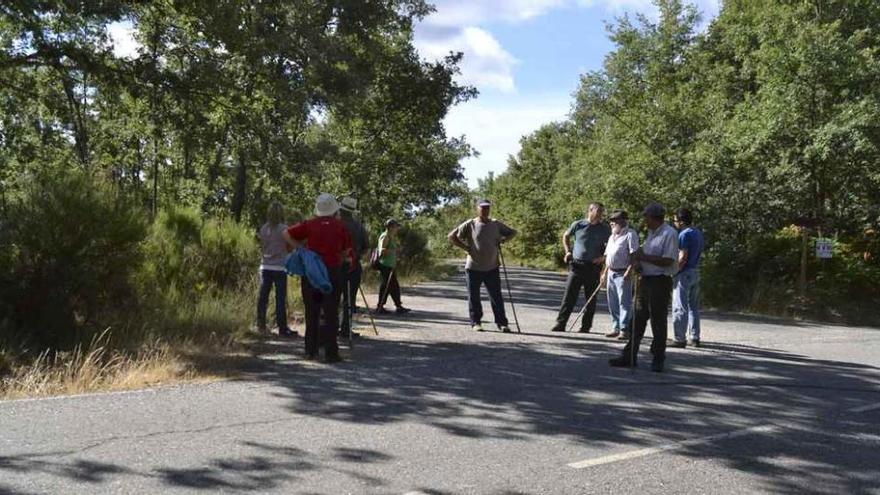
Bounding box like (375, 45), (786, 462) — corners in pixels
(415, 26), (518, 93)
(445, 95), (572, 185)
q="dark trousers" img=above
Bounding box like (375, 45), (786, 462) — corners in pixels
(621, 275), (673, 364)
(257, 270), (288, 330)
(378, 265), (402, 308)
(554, 261), (601, 331)
(466, 268), (508, 326)
(301, 266), (343, 358)
(341, 263), (361, 336)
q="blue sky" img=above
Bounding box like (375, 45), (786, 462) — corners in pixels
(412, 0), (721, 186)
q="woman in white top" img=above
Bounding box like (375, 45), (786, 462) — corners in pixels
(257, 201), (295, 337)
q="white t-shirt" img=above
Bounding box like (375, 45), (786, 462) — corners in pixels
(604, 227), (639, 270)
(640, 222), (679, 277)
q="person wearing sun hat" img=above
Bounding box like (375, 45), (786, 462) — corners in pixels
(338, 196), (369, 336)
(284, 193), (354, 363)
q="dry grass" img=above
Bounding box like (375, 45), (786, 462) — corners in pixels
(0, 330), (236, 401)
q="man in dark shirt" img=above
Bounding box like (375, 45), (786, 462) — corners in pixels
(551, 203), (611, 333)
(338, 196), (368, 338)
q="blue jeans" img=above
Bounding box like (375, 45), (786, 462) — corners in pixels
(466, 268), (508, 327)
(673, 269), (701, 342)
(606, 270), (634, 332)
(257, 269), (289, 331)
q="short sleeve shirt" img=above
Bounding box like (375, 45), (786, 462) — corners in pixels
(641, 222), (679, 277)
(287, 216), (353, 269)
(567, 220), (611, 262)
(604, 227), (639, 270)
(678, 227), (704, 272)
(455, 218), (516, 271)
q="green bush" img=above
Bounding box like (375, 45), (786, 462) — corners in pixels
(141, 207), (257, 293)
(1, 168), (147, 351)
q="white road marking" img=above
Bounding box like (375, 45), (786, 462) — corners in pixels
(567, 424), (777, 469)
(848, 401), (880, 413)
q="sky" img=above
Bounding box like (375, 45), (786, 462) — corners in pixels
(107, 1), (721, 187)
(412, 0), (721, 185)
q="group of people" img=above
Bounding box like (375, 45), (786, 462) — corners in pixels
(256, 191), (704, 372)
(447, 199), (704, 373)
(255, 193), (409, 363)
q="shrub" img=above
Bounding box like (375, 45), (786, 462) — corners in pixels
(1, 168), (147, 351)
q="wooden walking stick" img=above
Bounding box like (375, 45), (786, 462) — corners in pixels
(358, 286), (380, 336)
(498, 244), (521, 333)
(566, 282), (603, 333)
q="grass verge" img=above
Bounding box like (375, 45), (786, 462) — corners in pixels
(0, 258), (456, 401)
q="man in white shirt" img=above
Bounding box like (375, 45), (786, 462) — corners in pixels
(610, 202), (678, 372)
(599, 210), (639, 340)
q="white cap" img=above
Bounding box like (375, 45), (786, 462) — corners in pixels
(315, 193), (340, 217)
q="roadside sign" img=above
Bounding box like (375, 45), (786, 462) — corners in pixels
(815, 238), (833, 259)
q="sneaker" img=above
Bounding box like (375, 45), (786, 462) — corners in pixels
(671, 340), (687, 349)
(550, 325), (565, 332)
(578, 327), (591, 334)
(609, 356), (635, 367)
(651, 360), (664, 372)
(472, 323), (484, 332)
(689, 339), (701, 347)
(395, 306), (412, 314)
(500, 325), (512, 333)
(279, 328), (298, 337)
(618, 332), (631, 341)
(605, 330), (621, 338)
(375, 307), (391, 315)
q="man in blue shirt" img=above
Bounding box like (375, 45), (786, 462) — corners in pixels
(551, 203), (611, 333)
(672, 207), (705, 348)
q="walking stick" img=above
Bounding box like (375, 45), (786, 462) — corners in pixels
(345, 279), (353, 349)
(498, 244), (521, 333)
(631, 274), (640, 369)
(358, 286), (380, 336)
(566, 282), (603, 333)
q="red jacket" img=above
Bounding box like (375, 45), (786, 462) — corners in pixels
(288, 216), (354, 269)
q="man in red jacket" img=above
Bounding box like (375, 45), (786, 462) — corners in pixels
(285, 193), (354, 363)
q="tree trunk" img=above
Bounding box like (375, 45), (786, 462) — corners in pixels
(231, 148), (248, 222)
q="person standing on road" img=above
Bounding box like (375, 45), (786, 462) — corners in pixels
(284, 193), (354, 363)
(610, 202), (678, 372)
(550, 203), (611, 333)
(375, 218), (411, 315)
(339, 196), (369, 338)
(599, 210), (639, 340)
(256, 201), (297, 337)
(448, 199), (517, 333)
(671, 207), (705, 348)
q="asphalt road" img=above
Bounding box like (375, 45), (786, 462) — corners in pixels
(2, 265), (880, 494)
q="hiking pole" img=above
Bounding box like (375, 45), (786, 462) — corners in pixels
(498, 244), (521, 333)
(630, 273), (639, 371)
(345, 278), (353, 349)
(358, 286), (380, 335)
(566, 281), (603, 333)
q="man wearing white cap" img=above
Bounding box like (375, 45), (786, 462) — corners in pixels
(285, 193), (354, 363)
(448, 199), (517, 333)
